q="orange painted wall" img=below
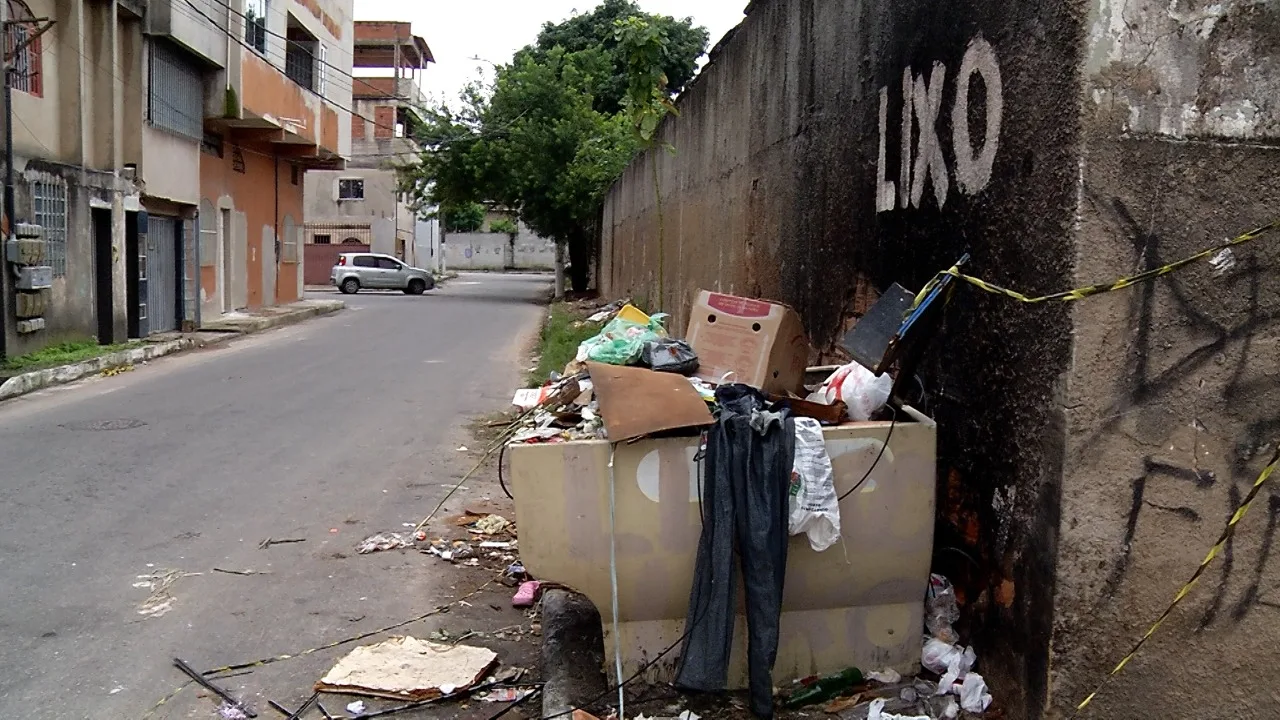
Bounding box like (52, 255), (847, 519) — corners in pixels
(200, 143), (303, 310)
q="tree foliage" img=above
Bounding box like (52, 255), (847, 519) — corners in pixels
(400, 1), (708, 292)
(441, 202), (486, 233)
(521, 0), (708, 116)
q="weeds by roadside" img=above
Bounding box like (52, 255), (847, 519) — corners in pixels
(526, 303), (601, 387)
(1, 339), (142, 374)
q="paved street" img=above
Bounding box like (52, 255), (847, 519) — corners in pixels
(0, 273), (550, 719)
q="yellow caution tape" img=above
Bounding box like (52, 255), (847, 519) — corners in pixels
(911, 219), (1280, 311)
(1074, 445), (1280, 714)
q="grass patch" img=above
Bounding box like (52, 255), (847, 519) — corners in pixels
(527, 303), (602, 387)
(1, 339), (142, 374)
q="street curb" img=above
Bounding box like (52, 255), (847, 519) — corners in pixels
(0, 338), (196, 402)
(199, 300), (345, 334)
(0, 301), (345, 403)
(541, 589), (608, 720)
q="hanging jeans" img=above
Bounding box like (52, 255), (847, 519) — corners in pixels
(676, 384), (794, 718)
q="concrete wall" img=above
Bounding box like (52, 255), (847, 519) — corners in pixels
(1052, 2), (1280, 718)
(600, 1), (1280, 717)
(600, 1), (1084, 717)
(446, 224), (556, 271)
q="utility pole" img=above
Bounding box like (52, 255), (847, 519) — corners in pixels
(1, 0), (12, 361)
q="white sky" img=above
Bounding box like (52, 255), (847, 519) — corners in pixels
(351, 1), (748, 106)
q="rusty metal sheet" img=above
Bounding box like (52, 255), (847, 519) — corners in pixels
(586, 362), (713, 442)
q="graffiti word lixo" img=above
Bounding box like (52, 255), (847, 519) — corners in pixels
(876, 36), (1002, 213)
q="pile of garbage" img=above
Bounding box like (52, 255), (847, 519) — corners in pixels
(778, 574), (993, 719)
(510, 292), (896, 446)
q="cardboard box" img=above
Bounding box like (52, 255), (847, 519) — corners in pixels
(685, 290), (810, 394)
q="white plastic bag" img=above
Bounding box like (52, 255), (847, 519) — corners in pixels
(867, 699), (930, 720)
(809, 363), (892, 421)
(959, 672), (993, 713)
(788, 418), (841, 552)
(922, 637), (975, 676)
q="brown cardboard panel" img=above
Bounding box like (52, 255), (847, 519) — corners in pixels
(685, 290), (811, 394)
(587, 362), (713, 442)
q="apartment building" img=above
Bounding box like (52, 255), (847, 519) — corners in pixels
(0, 0), (352, 360)
(302, 20), (429, 282)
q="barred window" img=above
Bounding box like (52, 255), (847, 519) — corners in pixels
(4, 1), (42, 97)
(148, 40), (204, 139)
(31, 176), (68, 278)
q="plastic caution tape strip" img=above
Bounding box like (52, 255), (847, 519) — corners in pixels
(911, 219), (1280, 311)
(1074, 445), (1280, 714)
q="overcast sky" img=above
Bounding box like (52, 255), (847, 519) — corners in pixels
(351, 1), (748, 106)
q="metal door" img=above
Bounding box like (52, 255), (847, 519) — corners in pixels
(146, 214), (179, 334)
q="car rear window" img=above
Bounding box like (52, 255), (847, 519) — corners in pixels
(352, 255), (377, 268)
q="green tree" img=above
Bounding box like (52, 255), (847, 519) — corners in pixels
(441, 202), (486, 233)
(406, 47), (637, 292)
(520, 0), (709, 115)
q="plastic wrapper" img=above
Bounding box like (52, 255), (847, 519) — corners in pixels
(926, 573), (961, 644)
(808, 362), (892, 421)
(641, 338), (699, 374)
(576, 312), (670, 366)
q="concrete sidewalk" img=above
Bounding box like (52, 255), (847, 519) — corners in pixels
(0, 299), (344, 402)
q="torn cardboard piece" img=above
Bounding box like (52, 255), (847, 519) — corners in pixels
(685, 290), (810, 394)
(315, 636), (498, 701)
(586, 362), (713, 442)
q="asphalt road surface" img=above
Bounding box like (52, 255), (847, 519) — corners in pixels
(0, 273), (550, 719)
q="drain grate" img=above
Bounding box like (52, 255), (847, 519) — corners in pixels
(60, 418), (148, 432)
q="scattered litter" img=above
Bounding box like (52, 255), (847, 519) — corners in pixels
(1210, 247), (1236, 275)
(942, 697), (960, 719)
(922, 637), (975, 677)
(473, 514), (511, 535)
(925, 574), (961, 644)
(633, 713), (700, 720)
(329, 528), (339, 534)
(822, 695), (863, 713)
(576, 306), (670, 366)
(512, 580), (542, 607)
(316, 636), (498, 701)
(135, 569), (200, 619)
(217, 702), (249, 720)
(457, 445), (469, 452)
(505, 562), (526, 577)
(425, 539), (475, 562)
(480, 541), (515, 549)
(867, 668), (903, 684)
(109, 687), (124, 695)
(213, 567), (269, 576)
(788, 417), (841, 552)
(258, 537), (306, 549)
(640, 338), (699, 375)
(783, 667), (865, 708)
(357, 532), (414, 554)
(959, 673), (992, 713)
(478, 687), (536, 703)
(346, 700), (366, 714)
(866, 698), (930, 720)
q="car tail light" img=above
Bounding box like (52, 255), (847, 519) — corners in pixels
(337, 256), (347, 266)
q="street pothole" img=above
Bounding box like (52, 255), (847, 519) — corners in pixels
(60, 418), (148, 432)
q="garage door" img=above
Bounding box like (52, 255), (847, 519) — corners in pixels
(146, 215), (179, 334)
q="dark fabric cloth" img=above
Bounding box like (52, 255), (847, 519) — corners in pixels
(676, 384), (794, 718)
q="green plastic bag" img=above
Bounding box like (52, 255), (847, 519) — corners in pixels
(577, 313), (670, 366)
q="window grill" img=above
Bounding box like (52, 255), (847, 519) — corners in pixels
(31, 175), (68, 278)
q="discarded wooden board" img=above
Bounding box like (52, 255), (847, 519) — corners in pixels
(315, 636), (498, 701)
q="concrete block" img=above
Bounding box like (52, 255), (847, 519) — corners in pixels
(14, 290), (47, 319)
(16, 318), (46, 334)
(15, 266), (53, 290)
(5, 237), (47, 265)
(540, 589), (607, 720)
(13, 222), (43, 239)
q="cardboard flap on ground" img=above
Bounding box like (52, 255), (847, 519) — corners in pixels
(586, 362), (712, 442)
(685, 290), (811, 394)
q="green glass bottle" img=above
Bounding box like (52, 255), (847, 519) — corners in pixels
(783, 667), (865, 708)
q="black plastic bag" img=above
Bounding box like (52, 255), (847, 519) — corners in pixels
(640, 338), (699, 375)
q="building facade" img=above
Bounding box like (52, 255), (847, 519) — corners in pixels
(0, 0), (353, 361)
(303, 20), (429, 281)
